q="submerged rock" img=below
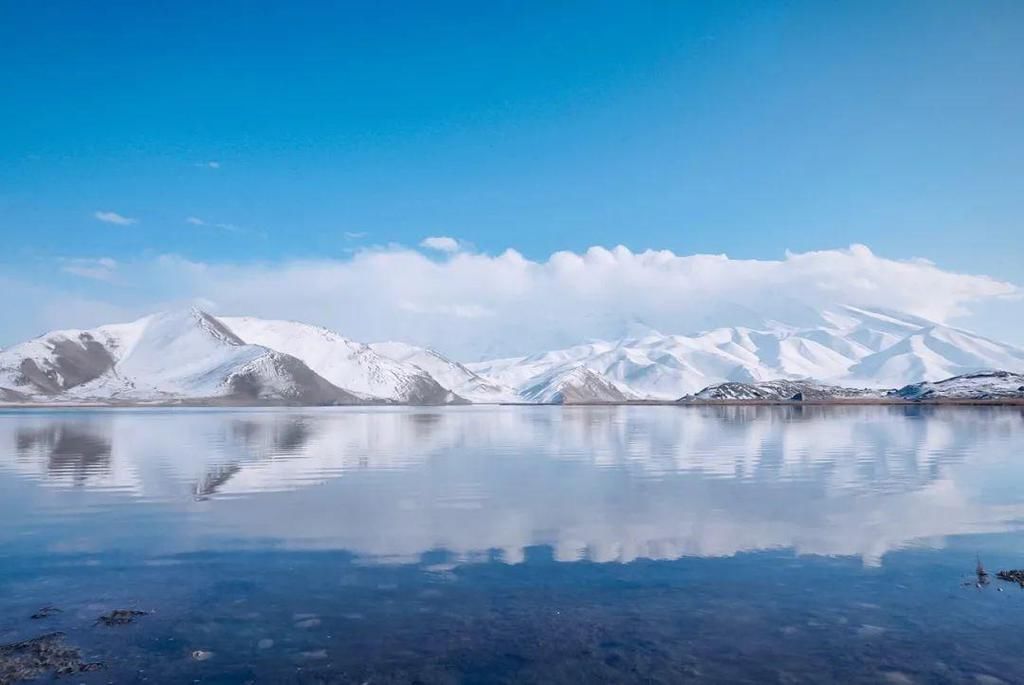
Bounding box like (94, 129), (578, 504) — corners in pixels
(29, 606), (62, 620)
(96, 608), (148, 626)
(0, 632), (101, 682)
(996, 569), (1024, 586)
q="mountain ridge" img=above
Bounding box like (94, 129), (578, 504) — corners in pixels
(221, 317), (464, 404)
(469, 305), (1024, 400)
(2, 305), (1023, 405)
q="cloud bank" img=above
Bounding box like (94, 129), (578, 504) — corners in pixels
(1, 244), (1019, 358)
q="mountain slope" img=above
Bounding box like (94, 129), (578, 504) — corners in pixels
(222, 318), (464, 404)
(2, 310), (365, 405)
(369, 341), (517, 403)
(4, 304), (1023, 405)
(519, 366), (634, 404)
(892, 371), (1024, 400)
(470, 306), (1024, 400)
(0, 325), (126, 395)
(847, 326), (1024, 388)
(680, 380), (886, 402)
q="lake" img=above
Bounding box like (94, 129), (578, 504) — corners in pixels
(2, 405), (1024, 683)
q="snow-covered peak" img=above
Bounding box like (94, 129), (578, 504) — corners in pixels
(222, 318), (464, 404)
(469, 304), (1024, 400)
(519, 365), (634, 404)
(3, 303), (1023, 405)
(370, 341), (518, 403)
(1, 309), (365, 405)
(846, 324), (1024, 388)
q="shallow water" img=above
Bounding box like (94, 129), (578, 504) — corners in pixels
(1, 405), (1024, 683)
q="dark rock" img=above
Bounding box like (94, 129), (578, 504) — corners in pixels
(96, 609), (148, 626)
(0, 632), (86, 682)
(30, 606), (62, 620)
(681, 379), (885, 402)
(13, 333), (116, 395)
(996, 569), (1024, 586)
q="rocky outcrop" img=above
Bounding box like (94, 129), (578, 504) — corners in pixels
(680, 379), (886, 402)
(892, 370), (1024, 400)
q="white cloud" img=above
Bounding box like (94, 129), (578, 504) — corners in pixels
(344, 231), (368, 239)
(142, 244), (1021, 358)
(195, 161), (221, 169)
(399, 301), (496, 319)
(59, 257), (119, 283)
(1, 244), (1020, 357)
(419, 236), (461, 253)
(0, 273), (133, 346)
(93, 210), (137, 226)
(185, 216), (241, 232)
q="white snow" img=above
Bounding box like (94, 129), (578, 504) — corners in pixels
(2, 309), (359, 403)
(222, 317), (451, 402)
(894, 371), (1024, 400)
(518, 365), (634, 404)
(63, 309), (293, 399)
(470, 305), (1024, 400)
(3, 303), (1023, 405)
(369, 341), (518, 403)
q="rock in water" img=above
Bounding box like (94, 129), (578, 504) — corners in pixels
(996, 569), (1024, 586)
(96, 609), (148, 626)
(0, 632), (91, 681)
(30, 606), (63, 619)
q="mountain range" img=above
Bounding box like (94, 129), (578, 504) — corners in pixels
(1, 305), (1023, 405)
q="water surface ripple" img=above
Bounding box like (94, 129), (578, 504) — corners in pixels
(2, 405), (1023, 683)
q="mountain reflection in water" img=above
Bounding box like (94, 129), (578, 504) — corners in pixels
(1, 405), (1023, 567)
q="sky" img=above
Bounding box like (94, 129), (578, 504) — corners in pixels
(1, 1), (1022, 355)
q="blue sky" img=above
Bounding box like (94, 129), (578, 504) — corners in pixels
(1, 1), (1022, 349)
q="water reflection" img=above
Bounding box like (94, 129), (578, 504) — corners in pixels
(15, 422), (112, 484)
(1, 406), (1022, 566)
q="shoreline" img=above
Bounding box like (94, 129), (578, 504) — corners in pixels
(2, 398), (1023, 410)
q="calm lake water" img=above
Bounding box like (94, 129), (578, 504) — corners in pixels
(2, 405), (1024, 683)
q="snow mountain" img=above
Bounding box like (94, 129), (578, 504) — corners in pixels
(369, 341), (518, 403)
(846, 326), (1024, 387)
(892, 371), (1024, 401)
(222, 318), (464, 404)
(0, 310), (475, 406)
(0, 309), (364, 404)
(2, 304), (1023, 405)
(470, 305), (1024, 400)
(518, 366), (635, 404)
